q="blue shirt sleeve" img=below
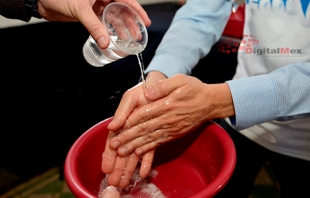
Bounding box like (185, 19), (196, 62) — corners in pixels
(145, 0), (232, 77)
(226, 62), (310, 130)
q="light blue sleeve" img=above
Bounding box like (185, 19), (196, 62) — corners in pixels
(144, 0), (232, 77)
(226, 62), (310, 130)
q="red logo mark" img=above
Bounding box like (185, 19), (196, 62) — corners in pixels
(217, 37), (240, 54)
(239, 34), (259, 51)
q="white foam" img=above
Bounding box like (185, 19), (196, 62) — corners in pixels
(98, 169), (166, 198)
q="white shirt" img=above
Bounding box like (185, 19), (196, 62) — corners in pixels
(145, 0), (310, 161)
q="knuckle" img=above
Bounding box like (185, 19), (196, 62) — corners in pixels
(87, 24), (101, 37)
(108, 176), (120, 186)
(129, 152), (140, 161)
(144, 132), (154, 142)
(136, 122), (148, 136)
(122, 89), (132, 98)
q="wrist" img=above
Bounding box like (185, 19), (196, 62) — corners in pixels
(146, 71), (167, 86)
(209, 83), (235, 118)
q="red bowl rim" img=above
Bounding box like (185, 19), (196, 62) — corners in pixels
(64, 117), (113, 198)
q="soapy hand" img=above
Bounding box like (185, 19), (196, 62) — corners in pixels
(101, 71), (166, 187)
(37, 0), (151, 49)
(109, 74), (235, 158)
(101, 130), (155, 188)
(102, 72), (234, 187)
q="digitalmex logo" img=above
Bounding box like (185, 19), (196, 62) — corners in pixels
(239, 34), (259, 52)
(239, 34), (302, 57)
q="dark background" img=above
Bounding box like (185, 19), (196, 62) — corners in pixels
(0, 3), (238, 193)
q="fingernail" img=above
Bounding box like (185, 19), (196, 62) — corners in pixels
(108, 120), (114, 127)
(111, 141), (120, 149)
(118, 147), (128, 156)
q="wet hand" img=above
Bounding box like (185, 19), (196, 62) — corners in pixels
(109, 74), (234, 157)
(107, 71), (167, 133)
(101, 82), (149, 184)
(102, 131), (154, 188)
(101, 71), (166, 186)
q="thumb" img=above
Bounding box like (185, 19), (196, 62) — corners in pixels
(78, 9), (110, 49)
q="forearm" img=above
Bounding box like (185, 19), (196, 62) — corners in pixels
(145, 0), (232, 77)
(0, 0), (31, 21)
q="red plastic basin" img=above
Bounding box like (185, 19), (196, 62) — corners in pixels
(64, 117), (236, 198)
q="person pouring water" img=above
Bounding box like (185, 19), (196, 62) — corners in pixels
(0, 0), (151, 50)
(1, 0), (149, 196)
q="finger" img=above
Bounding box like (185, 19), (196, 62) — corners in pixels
(99, 186), (120, 198)
(115, 0), (151, 27)
(140, 149), (155, 178)
(135, 133), (173, 156)
(93, 1), (107, 17)
(106, 16), (130, 41)
(146, 75), (186, 101)
(107, 155), (129, 186)
(107, 83), (144, 131)
(78, 8), (110, 49)
(110, 116), (161, 152)
(104, 8), (141, 41)
(118, 153), (140, 188)
(116, 127), (173, 157)
(110, 89), (179, 150)
(102, 131), (118, 174)
(120, 9), (143, 41)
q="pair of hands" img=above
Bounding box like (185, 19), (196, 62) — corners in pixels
(37, 0), (151, 49)
(101, 71), (235, 188)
